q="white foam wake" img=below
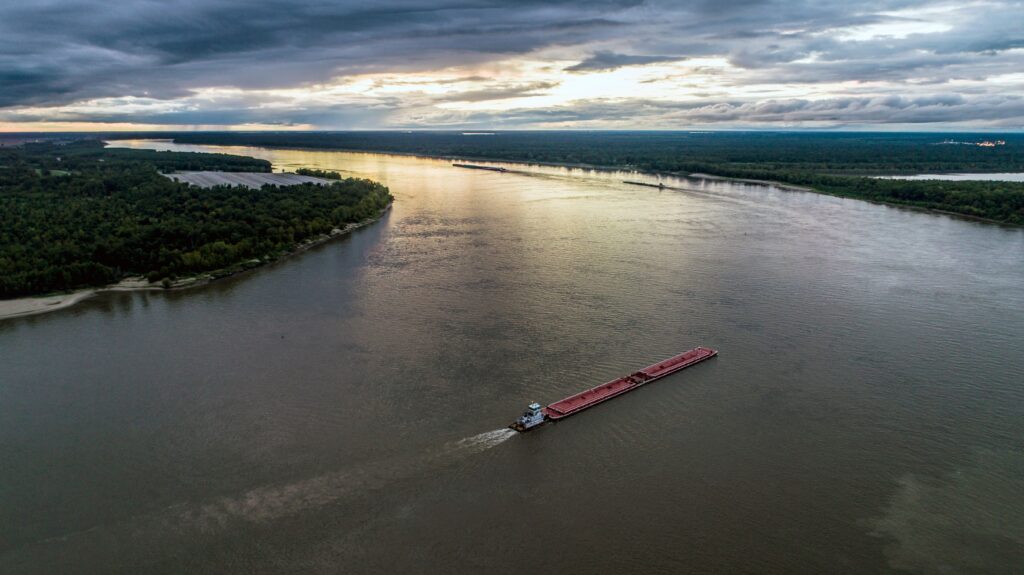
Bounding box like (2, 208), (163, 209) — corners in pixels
(452, 428), (518, 452)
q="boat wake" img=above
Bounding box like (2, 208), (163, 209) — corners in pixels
(179, 428), (517, 529)
(451, 428), (517, 452)
(11, 428), (517, 568)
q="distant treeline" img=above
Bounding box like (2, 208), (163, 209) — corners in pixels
(0, 141), (392, 298)
(143, 131), (1024, 224)
(155, 131), (1024, 173)
(31, 139), (273, 173)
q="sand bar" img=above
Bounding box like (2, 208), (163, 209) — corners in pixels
(164, 171), (332, 189)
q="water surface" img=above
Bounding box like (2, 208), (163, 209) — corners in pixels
(2, 140), (1023, 574)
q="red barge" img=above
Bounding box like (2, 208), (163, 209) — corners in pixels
(510, 346), (717, 431)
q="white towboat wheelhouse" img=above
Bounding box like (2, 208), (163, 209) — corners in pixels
(511, 402), (545, 431)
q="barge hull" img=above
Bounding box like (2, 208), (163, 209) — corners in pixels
(542, 347), (716, 421)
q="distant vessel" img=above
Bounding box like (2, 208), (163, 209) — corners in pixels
(453, 163), (507, 172)
(510, 347), (717, 431)
(623, 180), (666, 189)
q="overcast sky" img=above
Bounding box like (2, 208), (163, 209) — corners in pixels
(1, 0), (1022, 131)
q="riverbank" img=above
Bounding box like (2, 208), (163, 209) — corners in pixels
(0, 202), (391, 322)
(429, 155), (1016, 225)
(418, 156), (1016, 224)
(112, 138), (1023, 225)
(130, 138), (816, 192)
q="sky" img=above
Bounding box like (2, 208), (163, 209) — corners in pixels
(1, 0), (1022, 131)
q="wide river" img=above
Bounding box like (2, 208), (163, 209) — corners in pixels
(3, 140), (1023, 574)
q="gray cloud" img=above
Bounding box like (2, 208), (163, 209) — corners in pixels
(0, 1), (634, 107)
(566, 51), (683, 71)
(6, 91), (1021, 131)
(436, 81), (560, 103)
(393, 94), (1024, 129)
(0, 0), (1022, 128)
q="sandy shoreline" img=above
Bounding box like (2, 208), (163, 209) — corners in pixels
(0, 203), (391, 322)
(0, 290), (104, 321)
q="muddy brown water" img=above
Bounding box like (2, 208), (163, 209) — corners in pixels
(2, 140), (1023, 574)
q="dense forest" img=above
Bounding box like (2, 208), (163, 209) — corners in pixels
(0, 141), (392, 298)
(144, 131), (1024, 225)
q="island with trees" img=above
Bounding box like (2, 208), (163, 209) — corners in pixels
(0, 140), (392, 302)
(296, 167), (343, 180)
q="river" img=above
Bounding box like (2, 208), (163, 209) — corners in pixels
(2, 140), (1023, 574)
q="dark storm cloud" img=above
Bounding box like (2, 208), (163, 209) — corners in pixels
(0, 0), (1022, 127)
(566, 51), (683, 71)
(0, 1), (633, 106)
